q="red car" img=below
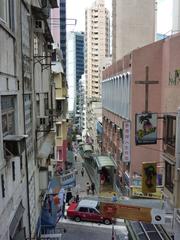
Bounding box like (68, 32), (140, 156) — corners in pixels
(67, 199), (112, 225)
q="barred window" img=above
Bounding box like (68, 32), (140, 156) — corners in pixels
(1, 96), (16, 136)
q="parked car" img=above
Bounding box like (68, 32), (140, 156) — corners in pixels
(66, 199), (112, 224)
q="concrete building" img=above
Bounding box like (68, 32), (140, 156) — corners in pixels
(66, 31), (84, 122)
(172, 0), (180, 32)
(79, 74), (86, 133)
(85, 0), (110, 100)
(85, 0), (110, 144)
(51, 44), (68, 172)
(60, 0), (67, 73)
(112, 0), (155, 62)
(0, 1), (59, 239)
(102, 33), (180, 238)
(51, 0), (67, 73)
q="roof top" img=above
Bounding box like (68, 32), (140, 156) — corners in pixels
(78, 199), (98, 208)
(3, 135), (26, 142)
(82, 144), (93, 152)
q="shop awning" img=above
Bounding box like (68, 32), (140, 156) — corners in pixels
(9, 202), (25, 238)
(37, 132), (55, 159)
(96, 155), (117, 169)
(82, 144), (93, 152)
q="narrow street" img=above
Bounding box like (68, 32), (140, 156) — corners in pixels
(58, 149), (128, 240)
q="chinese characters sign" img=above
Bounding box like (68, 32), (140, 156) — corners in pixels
(135, 113), (157, 145)
(122, 121), (131, 162)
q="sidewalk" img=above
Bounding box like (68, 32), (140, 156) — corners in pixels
(72, 151), (92, 199)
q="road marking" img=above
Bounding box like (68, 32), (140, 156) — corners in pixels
(59, 218), (127, 230)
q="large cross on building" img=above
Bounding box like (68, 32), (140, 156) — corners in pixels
(135, 66), (159, 112)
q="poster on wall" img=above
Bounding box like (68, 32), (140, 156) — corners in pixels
(135, 113), (157, 145)
(142, 162), (157, 193)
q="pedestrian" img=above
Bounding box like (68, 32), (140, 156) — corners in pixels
(81, 167), (84, 177)
(86, 182), (90, 195)
(66, 188), (73, 205)
(75, 194), (79, 203)
(74, 153), (77, 161)
(112, 193), (117, 202)
(91, 182), (95, 195)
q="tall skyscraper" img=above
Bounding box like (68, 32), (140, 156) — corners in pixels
(66, 31), (84, 120)
(51, 0), (66, 72)
(112, 0), (155, 62)
(85, 0), (110, 100)
(172, 0), (180, 32)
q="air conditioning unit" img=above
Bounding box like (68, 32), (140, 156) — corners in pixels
(37, 116), (49, 127)
(34, 20), (45, 33)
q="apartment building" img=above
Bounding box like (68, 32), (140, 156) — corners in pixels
(85, 0), (110, 145)
(66, 31), (84, 123)
(51, 44), (68, 172)
(78, 74), (86, 134)
(172, 0), (180, 32)
(0, 1), (58, 239)
(112, 0), (155, 62)
(85, 0), (110, 100)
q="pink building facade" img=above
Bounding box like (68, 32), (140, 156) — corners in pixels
(51, 3), (60, 45)
(102, 33), (180, 198)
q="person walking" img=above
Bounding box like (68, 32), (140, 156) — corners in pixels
(86, 182), (90, 195)
(81, 167), (84, 177)
(91, 182), (95, 195)
(112, 193), (118, 202)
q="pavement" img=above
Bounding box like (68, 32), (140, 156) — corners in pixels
(71, 151), (92, 199)
(60, 149), (128, 239)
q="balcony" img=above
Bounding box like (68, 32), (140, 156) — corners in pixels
(56, 88), (67, 100)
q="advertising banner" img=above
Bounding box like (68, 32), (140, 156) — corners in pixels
(122, 121), (131, 162)
(142, 162), (157, 193)
(135, 113), (157, 145)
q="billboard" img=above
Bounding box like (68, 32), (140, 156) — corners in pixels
(135, 113), (157, 145)
(142, 162), (157, 193)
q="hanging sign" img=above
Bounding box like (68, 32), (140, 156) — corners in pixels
(135, 113), (157, 145)
(122, 121), (131, 162)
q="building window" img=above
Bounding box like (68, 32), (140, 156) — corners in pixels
(1, 174), (5, 198)
(56, 124), (61, 137)
(20, 155), (23, 170)
(44, 93), (49, 114)
(166, 116), (176, 146)
(12, 161), (15, 181)
(165, 161), (174, 193)
(34, 35), (39, 56)
(0, 0), (14, 31)
(1, 96), (16, 137)
(164, 116), (176, 155)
